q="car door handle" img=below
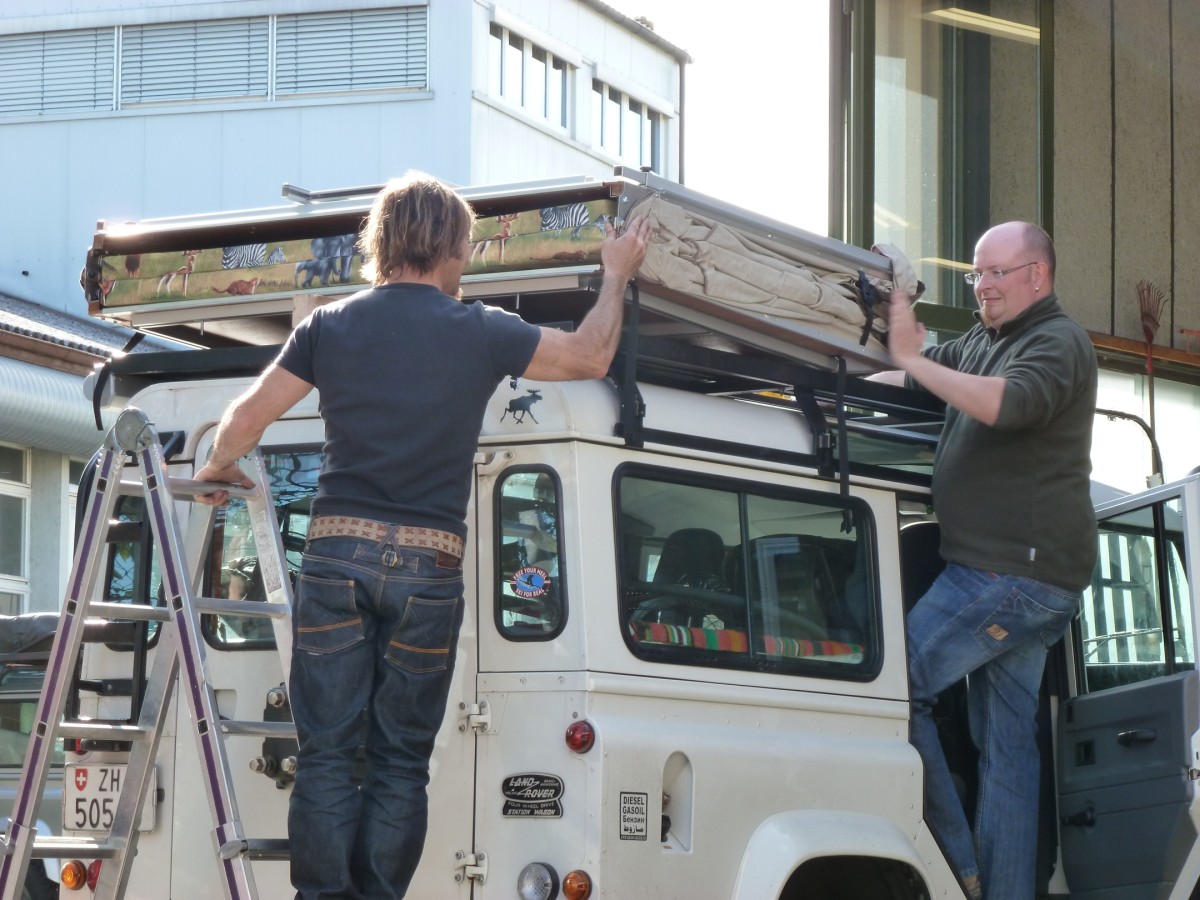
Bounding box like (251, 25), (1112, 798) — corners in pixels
(1117, 728), (1157, 746)
(1060, 805), (1096, 827)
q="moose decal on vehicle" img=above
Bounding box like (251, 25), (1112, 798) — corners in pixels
(501, 388), (543, 425)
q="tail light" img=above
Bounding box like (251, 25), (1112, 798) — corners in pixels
(60, 860), (86, 891)
(564, 720), (594, 753)
(563, 869), (593, 899)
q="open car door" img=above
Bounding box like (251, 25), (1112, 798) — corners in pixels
(1057, 474), (1200, 899)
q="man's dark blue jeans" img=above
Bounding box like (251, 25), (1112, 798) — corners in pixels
(907, 564), (1080, 900)
(288, 531), (464, 899)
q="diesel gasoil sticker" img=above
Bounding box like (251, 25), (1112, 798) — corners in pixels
(619, 791), (648, 840)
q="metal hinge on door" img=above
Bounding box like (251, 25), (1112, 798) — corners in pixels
(453, 850), (488, 884)
(457, 699), (491, 733)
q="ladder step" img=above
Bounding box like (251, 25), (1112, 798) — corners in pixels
(114, 476), (259, 501)
(220, 720), (296, 738)
(193, 598), (289, 619)
(56, 721), (152, 742)
(85, 598), (287, 622)
(219, 838), (290, 861)
(29, 836), (126, 859)
(87, 600), (169, 622)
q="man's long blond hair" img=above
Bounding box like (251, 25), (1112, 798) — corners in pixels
(359, 172), (476, 285)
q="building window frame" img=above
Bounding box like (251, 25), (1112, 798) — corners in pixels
(487, 22), (572, 131)
(590, 77), (663, 173)
(832, 0), (1052, 313)
(0, 443), (30, 615)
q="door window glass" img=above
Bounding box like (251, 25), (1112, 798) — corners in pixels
(204, 447), (319, 647)
(1079, 497), (1193, 692)
(496, 469), (564, 639)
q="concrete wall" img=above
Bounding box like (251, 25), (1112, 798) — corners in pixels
(1054, 0), (1199, 352)
(987, 0), (1040, 226)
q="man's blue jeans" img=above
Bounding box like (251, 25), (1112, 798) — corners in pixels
(288, 532), (465, 900)
(907, 564), (1080, 899)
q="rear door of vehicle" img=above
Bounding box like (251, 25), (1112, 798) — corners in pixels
(1057, 475), (1200, 898)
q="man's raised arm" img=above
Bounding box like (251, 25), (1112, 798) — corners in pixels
(522, 214), (651, 382)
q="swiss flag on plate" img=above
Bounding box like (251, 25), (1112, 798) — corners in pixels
(74, 768), (89, 790)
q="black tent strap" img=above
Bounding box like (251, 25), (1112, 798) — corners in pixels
(611, 280), (645, 448)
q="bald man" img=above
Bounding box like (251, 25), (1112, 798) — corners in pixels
(881, 221), (1098, 899)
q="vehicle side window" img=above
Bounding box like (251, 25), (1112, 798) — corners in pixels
(496, 469), (565, 639)
(203, 447), (319, 648)
(1078, 496), (1193, 692)
(618, 469), (879, 678)
(0, 693), (64, 767)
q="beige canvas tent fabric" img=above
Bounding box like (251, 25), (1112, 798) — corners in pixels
(629, 194), (915, 356)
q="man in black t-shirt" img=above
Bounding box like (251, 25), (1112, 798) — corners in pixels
(195, 172), (649, 899)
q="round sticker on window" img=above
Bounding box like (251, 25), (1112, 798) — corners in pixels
(512, 566), (551, 598)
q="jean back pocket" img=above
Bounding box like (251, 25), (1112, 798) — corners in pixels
(296, 574), (365, 655)
(386, 594), (462, 673)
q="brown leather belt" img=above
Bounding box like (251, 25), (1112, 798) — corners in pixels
(307, 516), (464, 558)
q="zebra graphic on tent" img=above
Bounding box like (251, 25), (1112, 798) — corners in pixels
(221, 244), (287, 269)
(539, 203), (607, 239)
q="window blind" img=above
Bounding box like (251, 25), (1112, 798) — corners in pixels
(275, 7), (428, 95)
(0, 28), (115, 116)
(120, 17), (268, 105)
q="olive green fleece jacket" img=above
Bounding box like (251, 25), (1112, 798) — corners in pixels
(911, 294), (1099, 591)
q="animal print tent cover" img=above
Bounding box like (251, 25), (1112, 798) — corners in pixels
(95, 200), (617, 309)
(92, 191), (911, 372)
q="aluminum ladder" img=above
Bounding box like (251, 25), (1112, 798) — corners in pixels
(0, 407), (295, 900)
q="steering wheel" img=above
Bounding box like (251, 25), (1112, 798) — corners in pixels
(629, 580), (744, 629)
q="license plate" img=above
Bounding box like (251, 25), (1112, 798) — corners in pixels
(63, 764), (157, 833)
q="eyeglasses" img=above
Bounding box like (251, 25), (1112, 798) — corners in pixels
(964, 261), (1037, 286)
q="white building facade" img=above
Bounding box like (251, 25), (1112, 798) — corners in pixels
(0, 0), (688, 613)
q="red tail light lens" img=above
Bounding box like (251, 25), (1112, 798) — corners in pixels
(564, 720), (594, 753)
(87, 860), (103, 890)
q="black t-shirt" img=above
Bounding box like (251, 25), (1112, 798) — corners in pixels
(277, 283), (541, 536)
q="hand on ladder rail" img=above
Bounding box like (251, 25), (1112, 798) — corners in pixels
(193, 459), (257, 507)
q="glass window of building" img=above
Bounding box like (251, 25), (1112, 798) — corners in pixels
(488, 23), (571, 129)
(0, 445), (29, 615)
(837, 0), (1046, 316)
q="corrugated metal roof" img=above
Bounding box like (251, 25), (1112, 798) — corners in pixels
(0, 292), (171, 356)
